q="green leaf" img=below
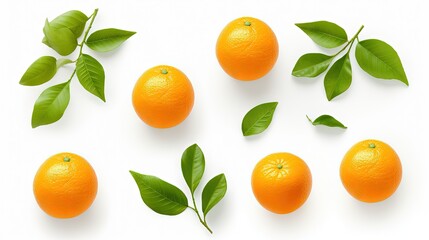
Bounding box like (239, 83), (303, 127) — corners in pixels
(43, 19), (78, 56)
(76, 54), (106, 101)
(129, 171), (188, 216)
(44, 10), (88, 39)
(56, 58), (73, 69)
(307, 115), (347, 129)
(31, 81), (70, 128)
(324, 53), (352, 101)
(181, 144), (205, 194)
(292, 53), (333, 77)
(20, 56), (57, 86)
(242, 102), (278, 136)
(86, 28), (136, 52)
(202, 174), (227, 217)
(355, 39), (408, 85)
(296, 21), (348, 48)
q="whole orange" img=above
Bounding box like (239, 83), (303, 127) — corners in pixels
(340, 139), (402, 203)
(216, 17), (279, 81)
(132, 65), (194, 128)
(33, 153), (98, 218)
(251, 153), (312, 214)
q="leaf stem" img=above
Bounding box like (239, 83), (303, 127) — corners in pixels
(78, 8), (99, 57)
(333, 25), (364, 57)
(65, 9), (98, 86)
(68, 69), (77, 82)
(190, 194), (213, 234)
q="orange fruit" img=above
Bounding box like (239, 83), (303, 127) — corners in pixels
(132, 65), (194, 128)
(216, 17), (279, 81)
(251, 153), (312, 214)
(340, 139), (402, 203)
(33, 153), (98, 218)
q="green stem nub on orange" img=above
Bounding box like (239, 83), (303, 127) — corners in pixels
(63, 157), (71, 162)
(277, 164), (283, 169)
(244, 21), (251, 26)
(161, 69), (168, 74)
(369, 143), (376, 149)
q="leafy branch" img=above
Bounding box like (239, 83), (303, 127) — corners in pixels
(130, 144), (227, 234)
(292, 20), (408, 101)
(20, 9), (136, 128)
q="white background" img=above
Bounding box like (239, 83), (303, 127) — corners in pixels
(1, 0), (427, 239)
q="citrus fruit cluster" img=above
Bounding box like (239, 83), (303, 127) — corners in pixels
(32, 16), (403, 227)
(251, 139), (402, 214)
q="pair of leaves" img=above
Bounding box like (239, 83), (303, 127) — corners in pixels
(181, 144), (227, 217)
(43, 10), (88, 56)
(130, 144), (227, 232)
(293, 21), (408, 101)
(307, 115), (347, 129)
(26, 54), (106, 128)
(242, 102), (278, 136)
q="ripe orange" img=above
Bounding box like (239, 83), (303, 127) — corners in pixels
(33, 153), (98, 218)
(132, 65), (194, 128)
(340, 139), (402, 203)
(216, 17), (279, 81)
(251, 153), (312, 214)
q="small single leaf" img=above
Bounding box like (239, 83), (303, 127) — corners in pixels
(76, 54), (106, 101)
(43, 19), (78, 56)
(86, 28), (136, 52)
(181, 144), (205, 194)
(56, 58), (73, 69)
(324, 53), (352, 101)
(202, 174), (227, 217)
(31, 81), (70, 128)
(292, 53), (333, 77)
(355, 39), (408, 85)
(129, 171), (188, 216)
(296, 21), (348, 48)
(45, 10), (88, 38)
(307, 115), (347, 129)
(242, 102), (278, 136)
(20, 56), (57, 86)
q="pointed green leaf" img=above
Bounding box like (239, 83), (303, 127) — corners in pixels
(296, 21), (348, 48)
(76, 54), (105, 101)
(86, 28), (136, 52)
(355, 39), (408, 85)
(307, 115), (347, 129)
(181, 144), (205, 194)
(20, 56), (57, 86)
(324, 53), (352, 101)
(129, 171), (188, 216)
(292, 53), (333, 77)
(43, 19), (78, 56)
(31, 81), (70, 128)
(56, 58), (73, 69)
(202, 174), (227, 217)
(45, 10), (88, 38)
(242, 102), (278, 136)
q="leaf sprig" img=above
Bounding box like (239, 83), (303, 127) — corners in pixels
(293, 21), (408, 101)
(130, 144), (227, 234)
(20, 9), (135, 128)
